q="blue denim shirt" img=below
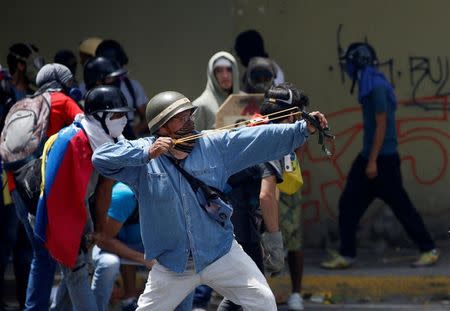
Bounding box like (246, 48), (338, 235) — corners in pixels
(92, 121), (309, 273)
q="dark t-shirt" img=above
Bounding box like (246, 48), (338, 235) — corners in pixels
(262, 160), (283, 183)
(226, 160), (283, 244)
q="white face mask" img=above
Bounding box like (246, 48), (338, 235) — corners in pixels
(105, 114), (127, 138)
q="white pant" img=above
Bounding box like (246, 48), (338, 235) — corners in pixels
(136, 240), (277, 311)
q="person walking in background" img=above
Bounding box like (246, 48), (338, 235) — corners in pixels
(321, 42), (439, 270)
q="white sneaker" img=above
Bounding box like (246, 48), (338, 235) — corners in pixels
(287, 292), (304, 310)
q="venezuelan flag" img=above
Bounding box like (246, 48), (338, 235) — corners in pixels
(35, 122), (93, 268)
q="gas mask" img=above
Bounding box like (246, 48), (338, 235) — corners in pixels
(105, 114), (127, 138)
(67, 87), (82, 102)
(247, 68), (274, 94)
(245, 57), (276, 94)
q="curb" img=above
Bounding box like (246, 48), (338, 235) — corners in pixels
(268, 274), (450, 304)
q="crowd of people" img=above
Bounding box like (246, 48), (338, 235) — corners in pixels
(0, 29), (439, 311)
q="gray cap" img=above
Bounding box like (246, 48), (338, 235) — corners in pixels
(36, 63), (73, 87)
(146, 91), (197, 134)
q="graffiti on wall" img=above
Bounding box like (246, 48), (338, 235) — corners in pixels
(336, 24), (450, 105)
(300, 95), (450, 226)
(336, 24), (396, 87)
(409, 57), (450, 104)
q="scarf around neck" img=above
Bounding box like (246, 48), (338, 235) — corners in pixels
(358, 66), (397, 109)
(77, 114), (124, 151)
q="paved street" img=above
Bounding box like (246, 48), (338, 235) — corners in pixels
(5, 241), (450, 310)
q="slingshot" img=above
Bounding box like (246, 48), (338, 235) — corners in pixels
(174, 107), (335, 156)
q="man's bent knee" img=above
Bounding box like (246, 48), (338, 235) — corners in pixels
(240, 284), (276, 311)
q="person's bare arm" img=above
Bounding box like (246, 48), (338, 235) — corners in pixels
(260, 173), (284, 275)
(94, 217), (153, 269)
(93, 176), (115, 233)
(259, 175), (279, 232)
(294, 145), (305, 162)
(366, 112), (387, 179)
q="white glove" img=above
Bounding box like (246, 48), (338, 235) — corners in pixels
(262, 231), (285, 275)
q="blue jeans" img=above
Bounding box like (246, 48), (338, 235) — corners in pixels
(52, 250), (97, 311)
(91, 246), (120, 311)
(193, 284), (213, 308)
(50, 277), (72, 311)
(11, 189), (57, 311)
(339, 153), (435, 257)
(176, 292), (194, 311)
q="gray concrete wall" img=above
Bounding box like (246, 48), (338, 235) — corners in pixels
(0, 0), (234, 99)
(2, 0), (449, 249)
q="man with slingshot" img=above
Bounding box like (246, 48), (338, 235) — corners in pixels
(92, 84), (328, 311)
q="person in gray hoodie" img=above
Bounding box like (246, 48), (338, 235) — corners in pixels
(193, 51), (240, 131)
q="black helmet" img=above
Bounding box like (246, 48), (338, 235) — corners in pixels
(95, 40), (128, 67)
(83, 56), (127, 91)
(84, 85), (134, 115)
(146, 91), (197, 134)
(341, 42), (378, 69)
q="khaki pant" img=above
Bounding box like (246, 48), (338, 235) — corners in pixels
(136, 240), (276, 311)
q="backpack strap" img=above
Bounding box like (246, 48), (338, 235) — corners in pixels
(166, 156), (203, 192)
(165, 156), (231, 225)
(165, 156), (224, 203)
